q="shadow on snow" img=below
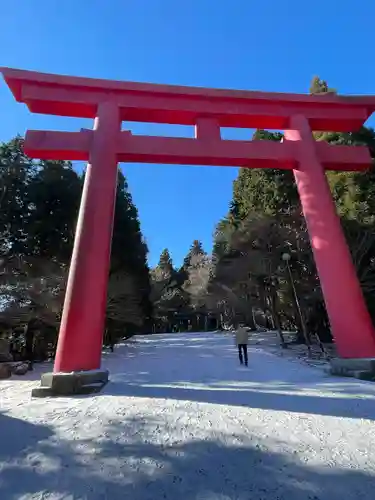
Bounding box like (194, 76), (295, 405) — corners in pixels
(0, 412), (374, 500)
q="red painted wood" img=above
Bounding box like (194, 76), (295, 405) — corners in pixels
(285, 115), (375, 358)
(2, 67), (375, 131)
(53, 103), (121, 373)
(24, 129), (371, 171)
(2, 67), (375, 371)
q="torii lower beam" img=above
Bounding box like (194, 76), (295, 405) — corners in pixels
(24, 128), (371, 171)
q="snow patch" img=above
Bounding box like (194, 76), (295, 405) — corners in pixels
(1, 332), (375, 499)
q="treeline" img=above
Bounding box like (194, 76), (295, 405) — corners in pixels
(0, 137), (152, 360)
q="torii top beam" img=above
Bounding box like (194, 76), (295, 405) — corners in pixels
(2, 67), (375, 131)
(2, 67), (375, 172)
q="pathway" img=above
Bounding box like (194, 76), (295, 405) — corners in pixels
(1, 332), (375, 499)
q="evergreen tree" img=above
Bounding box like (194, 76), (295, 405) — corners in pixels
(231, 129), (298, 220)
(26, 160), (82, 263)
(309, 76), (336, 95)
(183, 240), (205, 265)
(150, 248), (176, 305)
(150, 248), (190, 327)
(157, 248), (174, 279)
(212, 217), (235, 261)
(178, 239), (206, 285)
(183, 252), (212, 312)
(110, 171), (152, 330)
(0, 136), (35, 256)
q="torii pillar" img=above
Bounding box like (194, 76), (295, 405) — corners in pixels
(2, 68), (375, 396)
(285, 116), (375, 377)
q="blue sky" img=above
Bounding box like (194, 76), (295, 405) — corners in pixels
(1, 1), (375, 267)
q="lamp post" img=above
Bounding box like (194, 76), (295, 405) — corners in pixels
(267, 276), (287, 348)
(282, 252), (311, 354)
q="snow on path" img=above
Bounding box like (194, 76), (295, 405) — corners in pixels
(1, 333), (375, 500)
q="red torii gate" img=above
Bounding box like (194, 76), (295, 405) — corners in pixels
(2, 67), (375, 394)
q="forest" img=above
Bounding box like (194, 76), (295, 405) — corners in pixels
(2, 76), (375, 366)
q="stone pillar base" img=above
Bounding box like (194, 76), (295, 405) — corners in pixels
(31, 369), (109, 398)
(330, 358), (375, 381)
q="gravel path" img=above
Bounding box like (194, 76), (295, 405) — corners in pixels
(1, 332), (375, 499)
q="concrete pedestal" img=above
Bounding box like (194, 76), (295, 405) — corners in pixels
(31, 369), (109, 398)
(330, 358), (375, 381)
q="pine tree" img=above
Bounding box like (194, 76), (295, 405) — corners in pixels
(183, 251), (211, 311)
(212, 217), (235, 261)
(182, 239), (205, 268)
(309, 76), (336, 95)
(151, 248), (189, 327)
(231, 129), (298, 219)
(150, 248), (176, 307)
(109, 170), (153, 332)
(157, 248), (174, 278)
(26, 160), (82, 263)
(0, 136), (35, 256)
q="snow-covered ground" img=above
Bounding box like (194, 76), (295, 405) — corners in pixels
(1, 332), (375, 500)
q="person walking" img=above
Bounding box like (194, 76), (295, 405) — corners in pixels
(235, 324), (249, 366)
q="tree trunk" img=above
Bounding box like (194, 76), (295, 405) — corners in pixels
(268, 290), (287, 348)
(24, 322), (34, 370)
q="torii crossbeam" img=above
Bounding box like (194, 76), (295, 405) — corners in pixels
(2, 67), (375, 394)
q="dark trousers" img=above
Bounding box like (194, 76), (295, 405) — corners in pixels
(238, 344), (248, 365)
